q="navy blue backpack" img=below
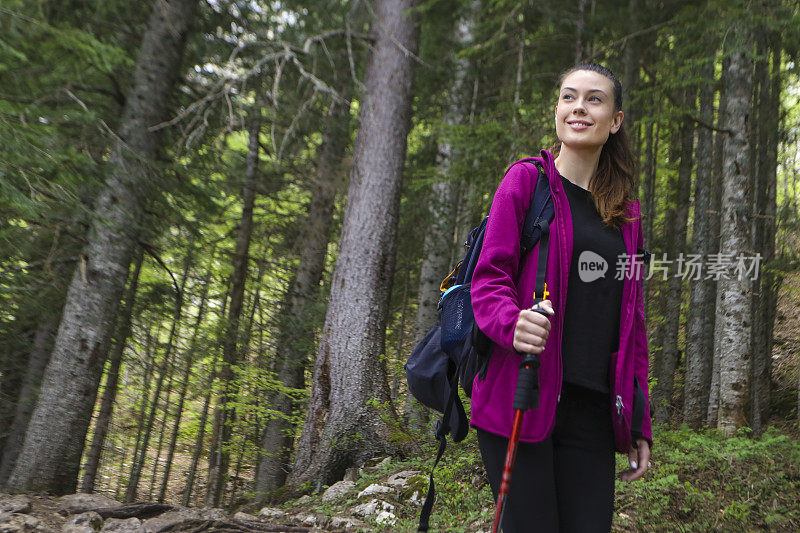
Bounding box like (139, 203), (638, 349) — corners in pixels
(405, 157), (556, 532)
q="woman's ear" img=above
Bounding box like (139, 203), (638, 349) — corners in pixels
(611, 110), (624, 134)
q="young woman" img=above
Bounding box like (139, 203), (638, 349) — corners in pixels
(470, 63), (653, 532)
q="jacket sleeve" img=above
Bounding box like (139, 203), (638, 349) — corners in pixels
(632, 204), (654, 449)
(470, 163), (536, 352)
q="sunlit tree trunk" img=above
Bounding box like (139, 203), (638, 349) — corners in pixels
(289, 0), (419, 488)
(80, 248), (145, 493)
(716, 21), (754, 435)
(706, 55), (730, 428)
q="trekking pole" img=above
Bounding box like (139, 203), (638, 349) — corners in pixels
(492, 293), (551, 533)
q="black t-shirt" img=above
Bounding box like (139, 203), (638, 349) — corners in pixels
(559, 173), (625, 394)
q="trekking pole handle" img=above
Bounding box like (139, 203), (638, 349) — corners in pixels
(513, 353), (540, 411)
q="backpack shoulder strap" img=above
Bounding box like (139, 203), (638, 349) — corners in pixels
(520, 160), (554, 256)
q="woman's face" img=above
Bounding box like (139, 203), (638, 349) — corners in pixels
(554, 70), (623, 151)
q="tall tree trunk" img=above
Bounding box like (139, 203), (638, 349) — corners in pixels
(749, 30), (768, 434)
(289, 0), (419, 488)
(706, 54), (730, 428)
(0, 315), (59, 484)
(147, 369), (175, 500)
(254, 98), (347, 496)
(127, 324), (158, 491)
(750, 33), (782, 432)
(575, 0), (586, 63)
(125, 254), (190, 502)
(80, 248), (145, 493)
(5, 0), (197, 494)
(715, 21), (754, 435)
(652, 85), (696, 424)
(684, 56), (717, 428)
(206, 113), (261, 507)
(182, 361), (217, 507)
(405, 3), (475, 430)
(621, 0), (638, 143)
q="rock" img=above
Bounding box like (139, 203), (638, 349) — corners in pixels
(291, 513), (328, 528)
(231, 512), (256, 522)
(57, 495), (120, 514)
(356, 484), (391, 499)
(342, 467), (359, 482)
(62, 512), (103, 533)
(360, 457), (390, 475)
(321, 481), (355, 502)
(350, 499), (394, 518)
(329, 516), (367, 529)
(407, 491), (422, 505)
(99, 518), (143, 533)
(141, 509), (200, 533)
(295, 495), (312, 505)
(0, 513), (52, 532)
(375, 510), (396, 525)
(386, 470), (421, 489)
(257, 507), (284, 519)
(292, 513), (316, 527)
(0, 496), (32, 514)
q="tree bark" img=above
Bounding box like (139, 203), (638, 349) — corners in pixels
(706, 54), (730, 428)
(0, 315), (58, 484)
(289, 0), (419, 488)
(5, 0), (197, 494)
(621, 0), (638, 143)
(206, 113), (262, 507)
(749, 32), (782, 433)
(80, 248), (145, 493)
(715, 22), (754, 435)
(254, 98), (347, 496)
(652, 85), (696, 425)
(683, 57), (717, 428)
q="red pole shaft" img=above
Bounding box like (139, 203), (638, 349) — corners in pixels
(491, 408), (526, 533)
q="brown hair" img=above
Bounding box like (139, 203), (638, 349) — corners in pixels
(548, 62), (637, 228)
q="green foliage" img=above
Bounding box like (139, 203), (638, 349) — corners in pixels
(614, 425), (800, 530)
(273, 425), (800, 531)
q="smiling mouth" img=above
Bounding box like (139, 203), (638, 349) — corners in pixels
(568, 121), (593, 126)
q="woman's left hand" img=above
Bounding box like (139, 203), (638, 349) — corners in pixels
(619, 439), (650, 482)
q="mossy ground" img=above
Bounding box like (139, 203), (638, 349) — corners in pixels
(278, 423), (800, 532)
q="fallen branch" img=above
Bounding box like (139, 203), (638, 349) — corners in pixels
(59, 502), (175, 519)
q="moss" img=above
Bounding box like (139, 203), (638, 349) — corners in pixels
(399, 474), (429, 500)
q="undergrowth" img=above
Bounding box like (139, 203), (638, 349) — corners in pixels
(284, 424), (800, 532)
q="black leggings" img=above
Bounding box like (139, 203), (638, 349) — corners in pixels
(477, 382), (616, 533)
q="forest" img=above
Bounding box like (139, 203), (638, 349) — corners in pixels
(2, 0), (800, 531)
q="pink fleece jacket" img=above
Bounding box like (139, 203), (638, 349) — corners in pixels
(469, 148), (653, 452)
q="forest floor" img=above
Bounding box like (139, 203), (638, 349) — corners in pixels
(3, 420), (800, 532)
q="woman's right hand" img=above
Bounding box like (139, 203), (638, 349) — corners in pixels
(512, 300), (555, 354)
